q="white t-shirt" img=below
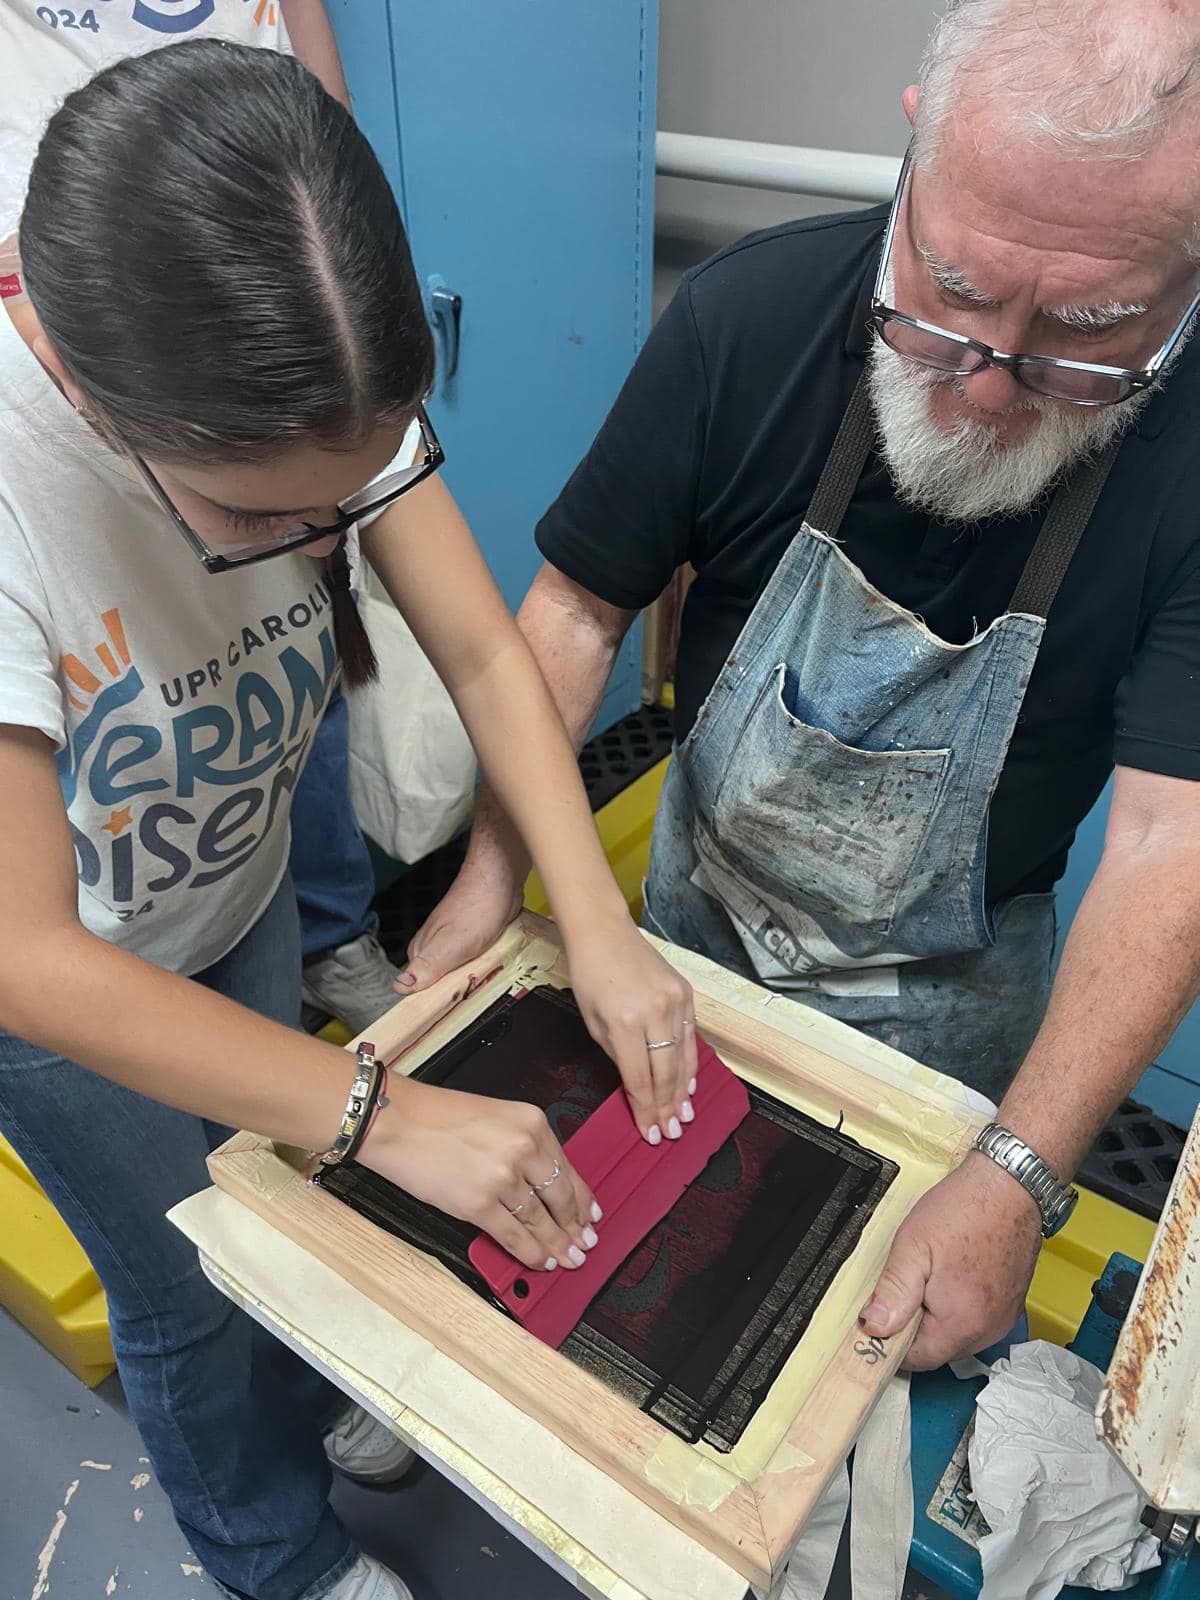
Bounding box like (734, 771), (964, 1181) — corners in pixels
(0, 302), (348, 974)
(1, 0), (292, 248)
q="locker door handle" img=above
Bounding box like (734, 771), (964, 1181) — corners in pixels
(427, 278), (463, 387)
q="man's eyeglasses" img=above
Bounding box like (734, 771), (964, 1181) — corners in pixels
(133, 407), (445, 573)
(871, 144), (1200, 407)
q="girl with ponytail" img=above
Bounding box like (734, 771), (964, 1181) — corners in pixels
(0, 41), (696, 1600)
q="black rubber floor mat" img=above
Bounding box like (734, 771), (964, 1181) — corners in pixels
(1078, 1098), (1186, 1220)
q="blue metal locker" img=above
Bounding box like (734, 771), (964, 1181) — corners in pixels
(326, 0), (658, 734)
(1054, 784), (1200, 1125)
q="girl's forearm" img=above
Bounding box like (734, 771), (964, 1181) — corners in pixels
(2, 924), (360, 1149)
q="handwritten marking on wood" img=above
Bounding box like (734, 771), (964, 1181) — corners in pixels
(853, 1334), (887, 1366)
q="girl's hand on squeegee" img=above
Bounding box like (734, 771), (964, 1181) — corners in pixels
(357, 1078), (600, 1272)
(566, 915), (699, 1146)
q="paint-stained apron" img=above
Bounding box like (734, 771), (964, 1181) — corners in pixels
(643, 376), (1116, 1102)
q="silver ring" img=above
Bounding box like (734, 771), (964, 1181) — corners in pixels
(646, 1037), (679, 1051)
(505, 1199), (527, 1217)
(531, 1159), (561, 1193)
(683, 1017), (696, 1028)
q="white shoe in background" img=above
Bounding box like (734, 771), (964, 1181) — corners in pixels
(302, 933), (400, 1034)
(323, 1403), (416, 1487)
(325, 1554), (415, 1600)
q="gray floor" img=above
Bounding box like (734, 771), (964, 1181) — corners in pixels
(1, 1307), (946, 1600)
(0, 1307), (582, 1600)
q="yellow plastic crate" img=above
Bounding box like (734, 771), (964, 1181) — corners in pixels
(1028, 1185), (1156, 1346)
(0, 1132), (114, 1386)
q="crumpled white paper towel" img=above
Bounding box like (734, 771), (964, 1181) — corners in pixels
(967, 1341), (1161, 1599)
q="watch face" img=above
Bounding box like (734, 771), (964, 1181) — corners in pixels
(1043, 1189), (1078, 1237)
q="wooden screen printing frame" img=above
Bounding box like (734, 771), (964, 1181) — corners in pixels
(207, 913), (988, 1590)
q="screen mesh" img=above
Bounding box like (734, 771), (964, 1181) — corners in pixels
(316, 985), (896, 1450)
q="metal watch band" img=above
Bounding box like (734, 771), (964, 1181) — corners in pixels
(971, 1122), (1079, 1237)
(317, 1042), (381, 1169)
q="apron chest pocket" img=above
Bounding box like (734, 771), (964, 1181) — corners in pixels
(710, 664), (951, 934)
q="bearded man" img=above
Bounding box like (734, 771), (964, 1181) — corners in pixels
(404, 0), (1200, 1367)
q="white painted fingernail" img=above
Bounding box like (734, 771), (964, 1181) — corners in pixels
(568, 1245), (587, 1268)
(582, 1226), (599, 1250)
(667, 1117), (682, 1140)
(544, 1257), (557, 1272)
(688, 1077), (697, 1096)
(591, 1201), (603, 1223)
(681, 1100), (695, 1123)
(646, 1125), (662, 1146)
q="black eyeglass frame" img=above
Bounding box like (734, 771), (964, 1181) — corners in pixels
(870, 144), (1200, 408)
(132, 405), (445, 574)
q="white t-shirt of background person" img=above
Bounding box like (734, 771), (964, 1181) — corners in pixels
(0, 295), (353, 975)
(0, 0), (293, 254)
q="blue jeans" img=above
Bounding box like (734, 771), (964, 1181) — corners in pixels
(291, 688), (379, 963)
(0, 876), (359, 1600)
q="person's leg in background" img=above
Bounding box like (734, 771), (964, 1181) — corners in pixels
(294, 687), (401, 1033)
(0, 875), (413, 1599)
(198, 871), (414, 1495)
(0, 879), (357, 1600)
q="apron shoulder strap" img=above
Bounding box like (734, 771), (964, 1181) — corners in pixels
(1007, 440), (1119, 618)
(805, 371), (876, 536)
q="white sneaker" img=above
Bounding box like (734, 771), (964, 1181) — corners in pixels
(324, 1403), (416, 1486)
(325, 1555), (414, 1600)
(302, 934), (400, 1034)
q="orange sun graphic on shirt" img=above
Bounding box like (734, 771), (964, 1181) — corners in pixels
(61, 610), (132, 713)
(253, 0), (279, 25)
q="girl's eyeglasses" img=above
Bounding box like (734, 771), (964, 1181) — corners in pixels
(132, 407), (445, 573)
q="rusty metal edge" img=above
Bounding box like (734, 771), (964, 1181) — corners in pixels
(1097, 1101), (1200, 1513)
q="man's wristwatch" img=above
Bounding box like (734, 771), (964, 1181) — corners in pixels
(971, 1122), (1079, 1237)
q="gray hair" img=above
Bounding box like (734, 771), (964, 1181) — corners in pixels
(914, 0), (1200, 165)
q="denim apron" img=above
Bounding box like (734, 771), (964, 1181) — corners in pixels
(643, 376), (1116, 1101)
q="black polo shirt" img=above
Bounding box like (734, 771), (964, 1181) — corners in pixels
(536, 206), (1200, 904)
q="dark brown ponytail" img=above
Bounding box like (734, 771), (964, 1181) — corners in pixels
(327, 542), (379, 688)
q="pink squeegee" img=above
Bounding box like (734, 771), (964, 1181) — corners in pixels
(468, 1035), (750, 1347)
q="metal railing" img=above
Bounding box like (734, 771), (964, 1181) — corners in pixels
(656, 131), (900, 205)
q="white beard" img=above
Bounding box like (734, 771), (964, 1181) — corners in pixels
(867, 335), (1148, 524)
